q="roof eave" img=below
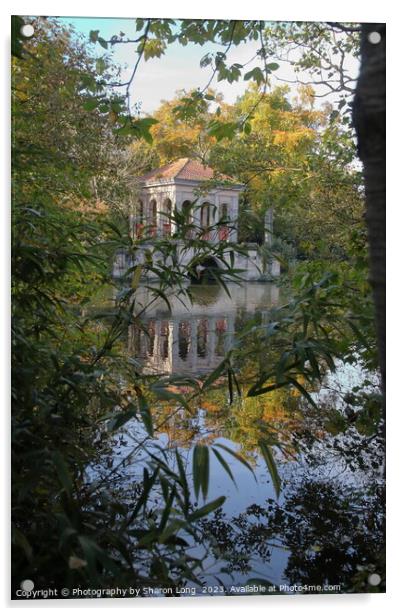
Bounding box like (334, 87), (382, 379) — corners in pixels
(140, 177), (244, 191)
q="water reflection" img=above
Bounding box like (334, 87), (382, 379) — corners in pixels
(100, 282), (384, 593)
(128, 282), (279, 376)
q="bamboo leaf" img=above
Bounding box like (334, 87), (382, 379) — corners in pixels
(259, 441), (281, 499)
(287, 377), (318, 409)
(52, 451), (73, 496)
(192, 444), (209, 500)
(212, 447), (237, 487)
(159, 518), (188, 543)
(137, 392), (153, 436)
(214, 443), (256, 480)
(202, 357), (227, 390)
(107, 405), (137, 432)
(131, 264), (142, 290)
(188, 495), (226, 521)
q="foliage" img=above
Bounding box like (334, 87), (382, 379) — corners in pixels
(199, 481), (385, 592)
(11, 18), (272, 593)
(263, 21), (360, 114)
(11, 16), (383, 596)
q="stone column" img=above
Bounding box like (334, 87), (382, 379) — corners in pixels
(157, 192), (164, 237)
(209, 318), (217, 358)
(173, 188), (182, 235)
(230, 195), (238, 243)
(225, 316), (235, 354)
(190, 318), (198, 371)
(171, 320), (179, 366)
(212, 192), (219, 243)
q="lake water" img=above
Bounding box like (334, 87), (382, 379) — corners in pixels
(90, 281), (385, 595)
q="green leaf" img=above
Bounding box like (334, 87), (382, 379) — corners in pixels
(114, 117), (158, 142)
(131, 264), (142, 290)
(12, 526), (33, 562)
(188, 495), (226, 521)
(142, 38), (167, 61)
(259, 441), (281, 498)
(175, 449), (190, 502)
(138, 392), (153, 436)
(201, 357), (227, 390)
(52, 451), (73, 496)
(214, 443), (256, 479)
(247, 379), (285, 398)
(207, 120), (238, 141)
(96, 58), (106, 74)
(158, 488), (175, 532)
(244, 67), (265, 84)
(151, 384), (191, 412)
(107, 406), (137, 432)
(212, 447), (237, 487)
(158, 518), (188, 543)
(89, 30), (99, 43)
(129, 466), (159, 520)
(83, 98), (99, 112)
(98, 37), (108, 49)
(78, 535), (120, 576)
(192, 444), (209, 500)
(287, 377), (318, 409)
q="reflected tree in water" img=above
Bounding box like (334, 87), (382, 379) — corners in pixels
(200, 480), (385, 593)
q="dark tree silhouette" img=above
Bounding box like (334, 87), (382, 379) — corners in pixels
(353, 23), (386, 389)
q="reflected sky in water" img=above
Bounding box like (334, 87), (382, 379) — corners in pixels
(128, 282), (280, 376)
(91, 282), (384, 593)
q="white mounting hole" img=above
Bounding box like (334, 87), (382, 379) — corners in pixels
(20, 579), (35, 592)
(20, 24), (35, 38)
(368, 573), (381, 586)
(368, 31), (381, 45)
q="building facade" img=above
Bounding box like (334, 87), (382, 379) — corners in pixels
(113, 157), (279, 280)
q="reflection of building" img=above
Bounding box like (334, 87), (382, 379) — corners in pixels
(127, 282), (280, 376)
(113, 158), (280, 281)
(129, 314), (234, 376)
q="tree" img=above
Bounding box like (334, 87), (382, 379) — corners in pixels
(11, 18), (264, 591)
(352, 23), (386, 389)
(10, 16), (385, 593)
(97, 17), (385, 390)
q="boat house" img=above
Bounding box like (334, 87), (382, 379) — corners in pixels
(113, 157), (279, 280)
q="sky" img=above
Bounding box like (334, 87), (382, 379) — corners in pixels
(58, 16), (262, 114)
(57, 16), (360, 115)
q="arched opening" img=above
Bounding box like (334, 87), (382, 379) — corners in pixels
(182, 200), (193, 238)
(162, 198), (172, 237)
(200, 202), (212, 240)
(136, 199), (144, 238)
(182, 200), (192, 220)
(218, 203), (230, 241)
(148, 199), (157, 237)
(188, 256), (221, 283)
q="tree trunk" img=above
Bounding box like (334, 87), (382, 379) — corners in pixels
(353, 23), (386, 390)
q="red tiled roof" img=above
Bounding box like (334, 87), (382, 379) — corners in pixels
(139, 158), (236, 184)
